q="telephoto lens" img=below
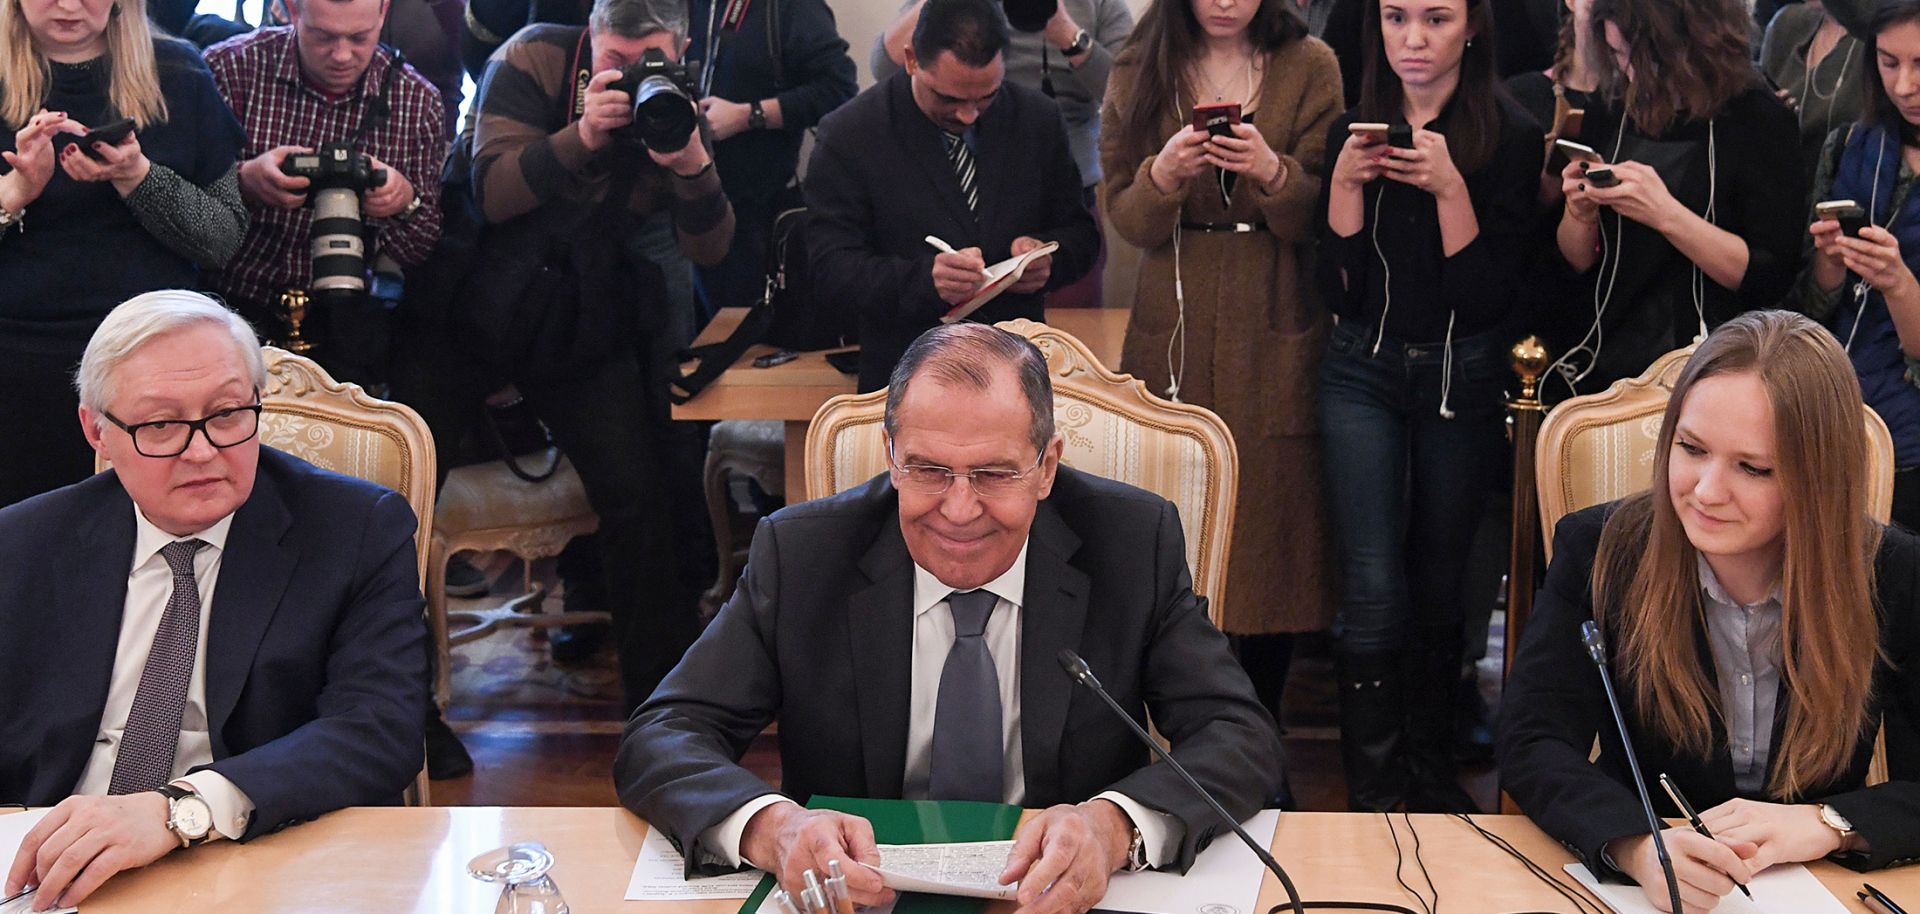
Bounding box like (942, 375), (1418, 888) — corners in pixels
(281, 143), (388, 306)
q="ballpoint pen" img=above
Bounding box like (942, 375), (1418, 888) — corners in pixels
(1657, 773), (1753, 900)
(1864, 883), (1911, 914)
(924, 235), (959, 255)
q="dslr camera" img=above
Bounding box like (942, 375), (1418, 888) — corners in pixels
(610, 48), (699, 153)
(1001, 0), (1056, 31)
(280, 143), (389, 306)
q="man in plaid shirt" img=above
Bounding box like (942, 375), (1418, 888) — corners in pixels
(204, 0), (448, 383)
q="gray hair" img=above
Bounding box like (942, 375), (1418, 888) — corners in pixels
(75, 290), (266, 421)
(884, 323), (1055, 454)
(590, 0), (686, 40)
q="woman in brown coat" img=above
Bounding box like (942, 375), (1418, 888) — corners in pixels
(1099, 0), (1343, 724)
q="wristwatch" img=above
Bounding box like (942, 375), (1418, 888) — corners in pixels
(0, 204), (23, 234)
(394, 193), (424, 222)
(157, 783), (214, 848)
(1819, 804), (1857, 842)
(748, 99), (768, 131)
(1063, 28), (1094, 58)
(1122, 825), (1148, 873)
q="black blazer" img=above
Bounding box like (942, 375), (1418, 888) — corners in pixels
(802, 70), (1100, 391)
(615, 467), (1283, 875)
(1499, 503), (1920, 874)
(0, 447), (431, 838)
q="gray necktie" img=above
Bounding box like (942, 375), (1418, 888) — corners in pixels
(943, 132), (980, 214)
(109, 539), (209, 795)
(928, 589), (1004, 802)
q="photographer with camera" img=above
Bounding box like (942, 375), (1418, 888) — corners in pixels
(203, 0), (448, 387)
(391, 0), (730, 713)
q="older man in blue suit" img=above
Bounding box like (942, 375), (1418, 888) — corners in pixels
(0, 290), (429, 911)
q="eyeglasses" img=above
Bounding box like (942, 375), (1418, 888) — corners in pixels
(101, 397), (263, 458)
(887, 445), (1043, 498)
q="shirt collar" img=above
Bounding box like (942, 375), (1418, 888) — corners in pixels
(131, 505), (235, 574)
(912, 538), (1030, 619)
(1696, 554), (1783, 612)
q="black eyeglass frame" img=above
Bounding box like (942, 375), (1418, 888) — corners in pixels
(100, 394), (265, 458)
(885, 442), (1046, 498)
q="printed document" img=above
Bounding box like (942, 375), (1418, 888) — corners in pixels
(624, 824), (764, 900)
(1567, 861), (1851, 914)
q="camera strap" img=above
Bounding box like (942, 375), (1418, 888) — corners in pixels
(566, 28), (593, 124)
(348, 45), (405, 147)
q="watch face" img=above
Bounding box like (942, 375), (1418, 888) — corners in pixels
(171, 795), (213, 839)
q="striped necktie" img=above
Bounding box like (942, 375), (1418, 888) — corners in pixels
(943, 132), (980, 214)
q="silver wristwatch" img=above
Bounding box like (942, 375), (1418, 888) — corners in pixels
(157, 783), (214, 848)
(0, 205), (23, 233)
(1063, 28), (1094, 58)
(1122, 825), (1148, 872)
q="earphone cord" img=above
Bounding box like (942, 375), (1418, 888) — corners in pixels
(1166, 222), (1187, 402)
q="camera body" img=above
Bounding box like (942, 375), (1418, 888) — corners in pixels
(1002, 0), (1056, 31)
(280, 142), (390, 306)
(610, 48), (699, 153)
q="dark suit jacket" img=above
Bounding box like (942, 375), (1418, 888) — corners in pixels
(803, 70), (1100, 391)
(1499, 504), (1920, 875)
(615, 467), (1283, 875)
(0, 447), (430, 838)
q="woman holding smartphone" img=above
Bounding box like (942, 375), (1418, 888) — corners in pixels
(1782, 0), (1920, 536)
(1099, 0), (1343, 723)
(1316, 0), (1541, 813)
(1550, 0), (1802, 400)
(1500, 310), (1920, 913)
(0, 0), (244, 506)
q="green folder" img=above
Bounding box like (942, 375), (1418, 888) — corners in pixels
(736, 796), (1024, 914)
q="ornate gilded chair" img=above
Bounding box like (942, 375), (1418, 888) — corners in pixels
(803, 318), (1240, 621)
(1530, 344), (1897, 785)
(101, 346), (438, 804)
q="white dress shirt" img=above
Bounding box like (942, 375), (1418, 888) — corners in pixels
(70, 507), (256, 840)
(702, 540), (1180, 869)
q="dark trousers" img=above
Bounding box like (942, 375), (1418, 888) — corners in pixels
(694, 195), (778, 318)
(389, 317), (701, 712)
(0, 332), (96, 508)
(1317, 320), (1509, 653)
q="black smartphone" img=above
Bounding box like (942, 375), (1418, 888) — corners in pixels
(1586, 166), (1621, 188)
(751, 349), (799, 369)
(1388, 123), (1414, 149)
(78, 117), (136, 159)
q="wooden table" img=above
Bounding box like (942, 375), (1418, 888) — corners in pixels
(19, 807), (1913, 913)
(671, 308), (1130, 501)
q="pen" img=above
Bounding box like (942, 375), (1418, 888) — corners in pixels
(1657, 773), (1753, 900)
(1865, 883), (1911, 914)
(924, 235), (958, 255)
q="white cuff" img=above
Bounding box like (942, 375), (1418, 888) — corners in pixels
(1093, 790), (1183, 869)
(173, 772), (254, 841)
(698, 795), (797, 868)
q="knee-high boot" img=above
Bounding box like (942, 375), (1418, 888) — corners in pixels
(1401, 627), (1480, 813)
(1336, 648), (1407, 812)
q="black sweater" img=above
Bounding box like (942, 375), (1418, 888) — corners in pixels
(1316, 93), (1545, 344)
(1500, 504), (1920, 877)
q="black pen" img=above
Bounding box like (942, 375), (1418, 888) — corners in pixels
(1657, 773), (1754, 900)
(1864, 883), (1911, 914)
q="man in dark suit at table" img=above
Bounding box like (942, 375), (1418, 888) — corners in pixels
(804, 0), (1100, 392)
(0, 290), (429, 911)
(616, 323), (1283, 914)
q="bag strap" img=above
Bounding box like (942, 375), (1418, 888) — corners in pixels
(479, 407), (564, 483)
(671, 304), (773, 403)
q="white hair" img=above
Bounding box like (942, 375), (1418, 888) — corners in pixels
(75, 290), (266, 419)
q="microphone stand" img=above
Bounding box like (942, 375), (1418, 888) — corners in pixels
(1579, 621), (1685, 914)
(1056, 649), (1307, 914)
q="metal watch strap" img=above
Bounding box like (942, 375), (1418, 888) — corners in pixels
(1123, 826), (1148, 872)
(0, 205), (23, 232)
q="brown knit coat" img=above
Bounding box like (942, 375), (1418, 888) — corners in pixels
(1098, 36), (1343, 634)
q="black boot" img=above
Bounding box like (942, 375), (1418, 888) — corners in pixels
(1336, 648), (1407, 812)
(424, 708), (474, 780)
(1401, 629), (1480, 813)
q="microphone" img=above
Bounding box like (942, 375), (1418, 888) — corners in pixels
(1579, 621), (1684, 914)
(1056, 649), (1306, 914)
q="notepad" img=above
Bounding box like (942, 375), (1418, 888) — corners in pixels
(1566, 861), (1851, 914)
(940, 242), (1060, 324)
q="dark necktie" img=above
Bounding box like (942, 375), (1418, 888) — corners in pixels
(109, 539), (209, 795)
(928, 589), (1004, 802)
(943, 132), (980, 214)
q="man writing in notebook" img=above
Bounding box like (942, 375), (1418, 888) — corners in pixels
(616, 323), (1283, 914)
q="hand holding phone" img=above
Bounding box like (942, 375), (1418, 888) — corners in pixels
(1192, 103), (1242, 140)
(1815, 199), (1869, 238)
(76, 118), (135, 160)
(1348, 121), (1391, 145)
(1585, 166), (1621, 188)
(1555, 138), (1605, 166)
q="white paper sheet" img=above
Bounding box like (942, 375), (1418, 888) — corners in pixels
(1092, 809), (1282, 914)
(1566, 861), (1853, 914)
(0, 810), (78, 914)
(859, 840), (1020, 900)
(623, 825), (764, 901)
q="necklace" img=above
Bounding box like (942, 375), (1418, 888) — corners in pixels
(1193, 52), (1256, 104)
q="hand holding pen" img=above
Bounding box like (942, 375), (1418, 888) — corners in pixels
(1659, 774), (1753, 901)
(926, 235), (986, 305)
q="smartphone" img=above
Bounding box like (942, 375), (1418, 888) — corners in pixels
(1815, 199), (1870, 237)
(1559, 108), (1585, 142)
(1388, 123), (1414, 149)
(751, 349), (800, 369)
(1192, 103), (1242, 139)
(78, 117), (135, 159)
(1585, 166), (1621, 188)
(1554, 138), (1605, 166)
(1349, 121), (1391, 144)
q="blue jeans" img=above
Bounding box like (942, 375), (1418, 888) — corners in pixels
(1318, 320), (1509, 655)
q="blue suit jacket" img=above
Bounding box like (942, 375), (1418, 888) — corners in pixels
(0, 447), (429, 838)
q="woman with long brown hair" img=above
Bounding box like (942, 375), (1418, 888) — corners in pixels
(1545, 0), (1803, 401)
(1098, 0), (1342, 731)
(1500, 310), (1920, 914)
